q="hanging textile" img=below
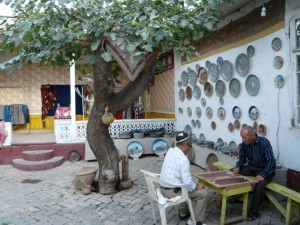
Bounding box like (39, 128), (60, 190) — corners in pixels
(0, 120), (5, 148)
(41, 85), (57, 127)
(11, 104), (25, 125)
(4, 105), (11, 122)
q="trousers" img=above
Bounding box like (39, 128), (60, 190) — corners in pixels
(161, 187), (207, 221)
(239, 165), (274, 214)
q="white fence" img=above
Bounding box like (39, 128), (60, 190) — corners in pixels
(55, 119), (176, 143)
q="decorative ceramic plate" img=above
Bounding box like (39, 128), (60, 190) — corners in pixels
(188, 69), (198, 86)
(201, 98), (206, 107)
(217, 56), (223, 66)
(219, 97), (224, 105)
(215, 80), (226, 97)
(178, 81), (182, 87)
(242, 124), (248, 129)
(272, 37), (282, 51)
(247, 45), (255, 57)
(187, 107), (192, 117)
(229, 78), (241, 97)
(211, 121), (216, 130)
(199, 133), (206, 143)
(196, 107), (202, 118)
(204, 82), (213, 97)
(273, 56), (283, 69)
(206, 107), (213, 119)
(195, 120), (201, 128)
(179, 88), (185, 102)
(178, 107), (183, 114)
(218, 107), (226, 120)
(198, 67), (208, 84)
(205, 60), (211, 69)
(248, 106), (259, 120)
(191, 119), (196, 128)
(235, 53), (250, 77)
(193, 85), (201, 99)
(232, 106), (241, 119)
(181, 71), (188, 86)
(195, 64), (201, 72)
(186, 86), (192, 100)
(208, 63), (219, 82)
(127, 141), (143, 159)
(184, 125), (193, 137)
(253, 121), (258, 133)
(258, 124), (267, 136)
(274, 75), (285, 88)
(245, 74), (260, 96)
(228, 141), (238, 156)
(234, 119), (240, 129)
(217, 138), (224, 146)
(152, 139), (168, 156)
(220, 60), (233, 81)
(228, 123), (234, 132)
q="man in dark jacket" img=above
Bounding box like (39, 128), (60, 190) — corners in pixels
(232, 126), (276, 221)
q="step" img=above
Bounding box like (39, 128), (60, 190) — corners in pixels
(12, 157), (64, 171)
(22, 150), (54, 161)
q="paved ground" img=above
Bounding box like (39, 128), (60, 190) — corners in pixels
(0, 156), (287, 225)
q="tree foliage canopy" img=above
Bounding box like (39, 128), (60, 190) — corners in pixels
(0, 0), (232, 73)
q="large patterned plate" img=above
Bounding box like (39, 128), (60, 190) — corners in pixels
(181, 71), (188, 86)
(245, 74), (260, 96)
(127, 141), (143, 159)
(235, 53), (249, 77)
(188, 69), (198, 86)
(152, 139), (168, 156)
(228, 141), (238, 156)
(229, 78), (241, 97)
(199, 133), (206, 143)
(208, 63), (219, 82)
(193, 85), (201, 99)
(186, 86), (192, 100)
(220, 60), (233, 81)
(215, 80), (226, 97)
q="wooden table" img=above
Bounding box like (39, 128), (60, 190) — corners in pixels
(193, 170), (257, 225)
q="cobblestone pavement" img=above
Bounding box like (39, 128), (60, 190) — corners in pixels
(0, 156), (286, 225)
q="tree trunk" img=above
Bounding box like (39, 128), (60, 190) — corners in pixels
(86, 47), (159, 194)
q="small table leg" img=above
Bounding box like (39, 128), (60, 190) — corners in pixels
(221, 195), (227, 225)
(242, 193), (249, 219)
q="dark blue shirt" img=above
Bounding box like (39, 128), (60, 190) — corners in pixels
(236, 135), (276, 179)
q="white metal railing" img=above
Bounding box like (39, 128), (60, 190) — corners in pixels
(54, 118), (176, 143)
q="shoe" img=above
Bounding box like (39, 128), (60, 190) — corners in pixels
(179, 212), (190, 220)
(246, 212), (259, 221)
(186, 218), (206, 225)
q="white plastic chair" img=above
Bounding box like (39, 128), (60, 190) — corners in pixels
(140, 169), (196, 225)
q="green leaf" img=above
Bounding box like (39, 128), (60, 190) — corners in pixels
(101, 52), (112, 62)
(91, 40), (100, 51)
(125, 43), (136, 52)
(179, 19), (189, 28)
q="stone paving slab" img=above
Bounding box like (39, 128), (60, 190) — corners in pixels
(0, 156), (286, 225)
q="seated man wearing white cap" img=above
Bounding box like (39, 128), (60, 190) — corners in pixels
(160, 131), (207, 225)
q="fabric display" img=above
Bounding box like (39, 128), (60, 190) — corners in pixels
(0, 104), (29, 124)
(41, 85), (57, 128)
(0, 120), (5, 148)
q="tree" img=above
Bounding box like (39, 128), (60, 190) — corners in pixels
(0, 0), (232, 194)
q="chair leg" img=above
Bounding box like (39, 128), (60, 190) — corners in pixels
(187, 199), (196, 225)
(150, 200), (158, 224)
(158, 205), (168, 225)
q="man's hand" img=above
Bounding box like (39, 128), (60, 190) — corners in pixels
(196, 183), (205, 190)
(255, 175), (265, 181)
(232, 167), (240, 175)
